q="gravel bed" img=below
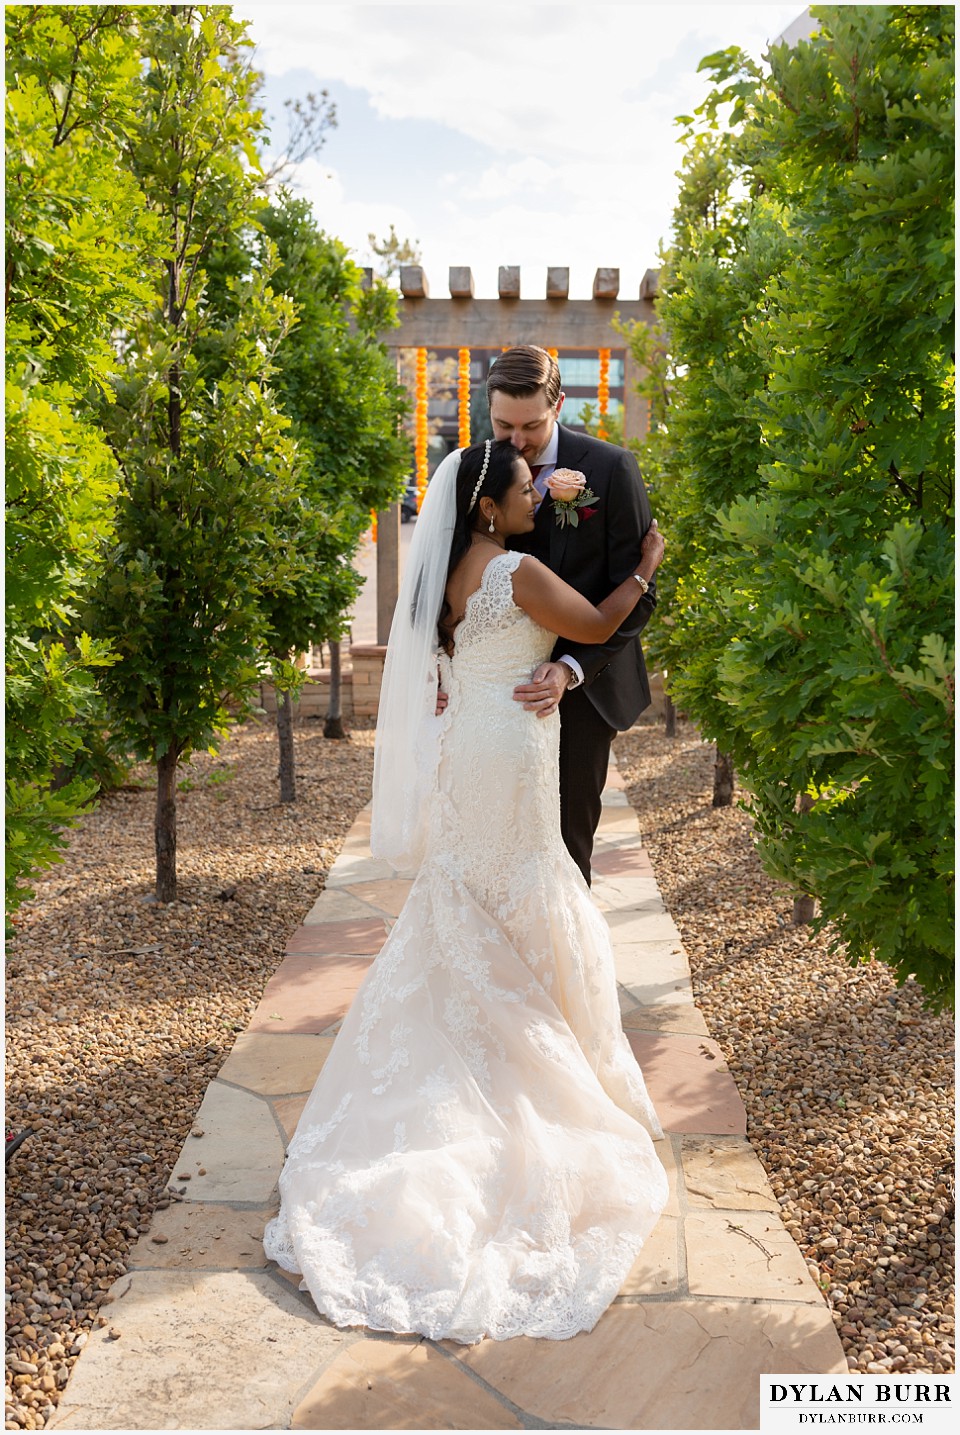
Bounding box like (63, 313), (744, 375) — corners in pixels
(4, 716), (376, 1429)
(615, 722), (955, 1376)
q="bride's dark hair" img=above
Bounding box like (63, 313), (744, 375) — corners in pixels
(437, 438), (525, 653)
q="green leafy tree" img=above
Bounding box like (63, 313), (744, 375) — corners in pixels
(198, 191), (409, 798)
(5, 5), (158, 916)
(636, 6), (954, 1006)
(613, 306), (677, 737)
(88, 5), (301, 901)
(573, 400), (625, 449)
(256, 196), (409, 794)
(618, 130), (785, 794)
(368, 223), (421, 280)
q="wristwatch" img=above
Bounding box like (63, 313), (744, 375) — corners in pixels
(632, 574), (649, 595)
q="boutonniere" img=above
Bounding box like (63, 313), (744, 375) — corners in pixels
(547, 469), (598, 529)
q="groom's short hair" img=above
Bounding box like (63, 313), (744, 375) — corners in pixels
(487, 346), (562, 407)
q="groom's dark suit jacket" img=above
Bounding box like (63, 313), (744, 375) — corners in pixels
(509, 424), (656, 731)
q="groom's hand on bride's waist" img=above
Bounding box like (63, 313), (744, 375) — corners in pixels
(513, 661), (574, 718)
(435, 688), (449, 716)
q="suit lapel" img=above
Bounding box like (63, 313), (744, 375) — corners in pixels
(549, 426), (591, 572)
(556, 424), (591, 472)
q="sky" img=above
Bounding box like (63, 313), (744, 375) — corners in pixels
(239, 3), (809, 301)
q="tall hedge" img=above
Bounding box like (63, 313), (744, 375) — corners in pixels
(5, 5), (157, 915)
(636, 5), (954, 1006)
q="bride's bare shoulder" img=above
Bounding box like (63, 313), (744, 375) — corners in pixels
(509, 552), (552, 590)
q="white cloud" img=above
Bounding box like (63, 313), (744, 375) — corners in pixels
(451, 155), (563, 202)
(244, 4), (800, 158)
(241, 2), (804, 296)
(283, 157), (424, 269)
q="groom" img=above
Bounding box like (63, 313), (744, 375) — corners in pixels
(490, 345), (657, 884)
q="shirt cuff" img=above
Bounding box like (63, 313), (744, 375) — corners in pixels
(558, 655), (584, 689)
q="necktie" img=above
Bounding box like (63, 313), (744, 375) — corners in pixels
(529, 464), (548, 501)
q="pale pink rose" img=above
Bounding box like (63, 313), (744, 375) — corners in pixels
(546, 468), (586, 501)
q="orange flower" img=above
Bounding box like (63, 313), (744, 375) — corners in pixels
(415, 346), (429, 508)
(458, 347), (471, 448)
(597, 348), (610, 440)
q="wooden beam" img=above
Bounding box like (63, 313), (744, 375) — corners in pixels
(399, 265), (429, 298)
(448, 266), (474, 298)
(593, 267), (620, 300)
(498, 265), (520, 298)
(640, 268), (660, 300)
(546, 267), (570, 299)
(383, 297), (654, 351)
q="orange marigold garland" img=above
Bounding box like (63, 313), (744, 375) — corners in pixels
(415, 346), (429, 510)
(370, 510), (377, 543)
(597, 347), (610, 441)
(457, 348), (471, 448)
(547, 348), (559, 360)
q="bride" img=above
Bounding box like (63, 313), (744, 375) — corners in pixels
(263, 438), (668, 1345)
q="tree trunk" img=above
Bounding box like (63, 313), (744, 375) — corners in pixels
(324, 640), (346, 739)
(155, 748), (179, 902)
(792, 893), (816, 924)
(712, 749), (734, 807)
(276, 687), (296, 803)
(793, 792), (816, 924)
(664, 689), (677, 738)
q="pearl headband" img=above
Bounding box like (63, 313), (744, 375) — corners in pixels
(467, 439), (492, 512)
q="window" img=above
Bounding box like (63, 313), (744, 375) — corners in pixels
(558, 356), (625, 387)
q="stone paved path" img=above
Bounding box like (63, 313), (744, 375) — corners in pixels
(51, 764), (846, 1431)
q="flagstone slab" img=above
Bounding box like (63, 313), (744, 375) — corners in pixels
(335, 810), (373, 847)
(594, 843), (654, 878)
(618, 982), (642, 1014)
(615, 940), (689, 994)
(627, 1031), (746, 1136)
(685, 1209), (820, 1302)
(302, 888), (384, 924)
(445, 1298), (847, 1428)
(286, 918), (387, 956)
(168, 1082), (284, 1204)
(291, 1336), (522, 1430)
(127, 1202), (274, 1272)
(49, 1269), (355, 1431)
(617, 935), (685, 981)
(606, 908), (683, 942)
(681, 1135), (780, 1212)
(273, 1091), (311, 1141)
(592, 833), (653, 857)
(217, 1032), (334, 1096)
(622, 1002), (710, 1037)
(600, 785), (628, 805)
(327, 853), (398, 886)
(346, 878), (414, 916)
(656, 1135), (680, 1217)
(592, 875), (665, 912)
(617, 1213), (680, 1295)
(248, 953), (372, 1035)
(596, 805), (640, 832)
(604, 766), (627, 791)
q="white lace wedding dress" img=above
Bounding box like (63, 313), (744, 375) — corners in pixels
(263, 551), (668, 1344)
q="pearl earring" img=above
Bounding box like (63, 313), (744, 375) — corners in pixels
(488, 517), (496, 533)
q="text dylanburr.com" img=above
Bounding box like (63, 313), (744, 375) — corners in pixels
(761, 1377), (955, 1433)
